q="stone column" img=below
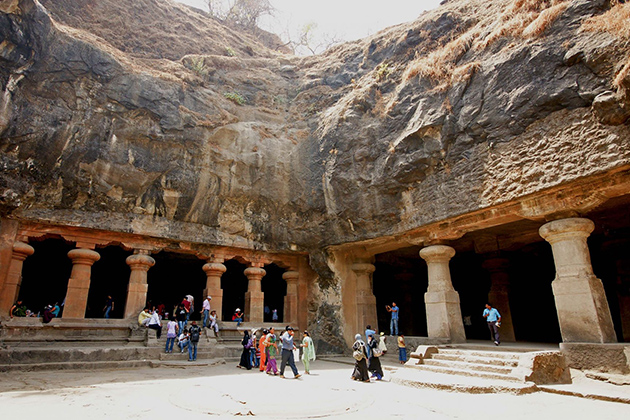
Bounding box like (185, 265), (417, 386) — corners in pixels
(202, 259), (226, 321)
(0, 241), (34, 316)
(420, 245), (466, 343)
(63, 248), (100, 319)
(124, 250), (155, 319)
(482, 257), (516, 342)
(244, 265), (265, 323)
(283, 271), (299, 325)
(351, 262), (378, 335)
(540, 218), (617, 343)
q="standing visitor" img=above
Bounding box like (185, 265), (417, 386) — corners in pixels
(351, 334), (370, 382)
(378, 332), (387, 355)
(201, 296), (212, 328)
(176, 303), (188, 333)
(186, 295), (194, 321)
(165, 316), (178, 353)
(103, 295), (114, 318)
(279, 326), (301, 379)
(300, 330), (316, 374)
(364, 325), (376, 358)
(386, 302), (399, 336)
(265, 327), (279, 375)
(238, 330), (253, 369)
(398, 334), (407, 364)
(188, 321), (201, 361)
(483, 303), (501, 345)
(258, 328), (268, 372)
(180, 297), (191, 321)
(147, 309), (162, 339)
(272, 309), (278, 322)
(367, 334), (384, 380)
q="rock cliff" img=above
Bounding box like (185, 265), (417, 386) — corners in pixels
(1, 0), (629, 261)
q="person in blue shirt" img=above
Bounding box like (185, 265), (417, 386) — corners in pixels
(364, 325), (376, 358)
(386, 302), (399, 336)
(483, 303), (502, 345)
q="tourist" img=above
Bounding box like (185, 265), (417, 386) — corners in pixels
(258, 328), (268, 372)
(367, 334), (384, 380)
(177, 329), (190, 353)
(364, 325), (376, 358)
(250, 329), (258, 367)
(147, 309), (162, 339)
(42, 305), (54, 324)
(103, 295), (114, 318)
(165, 316), (178, 353)
(398, 334), (407, 364)
(254, 331), (262, 368)
(50, 302), (60, 318)
(483, 303), (501, 346)
(180, 296), (191, 322)
(232, 308), (243, 326)
(265, 327), (279, 375)
(201, 296), (212, 328)
(176, 302), (188, 333)
(351, 334), (369, 382)
(9, 300), (26, 318)
(386, 302), (399, 336)
(279, 326), (301, 379)
(300, 330), (316, 374)
(208, 310), (219, 336)
(238, 330), (253, 369)
(186, 295), (194, 321)
(264, 305), (270, 321)
(188, 320), (201, 361)
(138, 307), (151, 327)
(272, 309), (278, 322)
(378, 332), (387, 355)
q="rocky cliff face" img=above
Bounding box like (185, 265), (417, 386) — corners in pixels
(1, 0), (629, 252)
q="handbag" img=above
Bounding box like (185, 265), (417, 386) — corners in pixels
(353, 349), (364, 361)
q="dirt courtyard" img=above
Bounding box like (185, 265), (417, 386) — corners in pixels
(1, 360), (628, 419)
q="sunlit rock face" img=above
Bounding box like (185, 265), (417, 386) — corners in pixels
(1, 0), (629, 252)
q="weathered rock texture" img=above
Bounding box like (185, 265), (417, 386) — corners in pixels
(1, 0), (630, 349)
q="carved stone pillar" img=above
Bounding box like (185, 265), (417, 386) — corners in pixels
(0, 241), (34, 316)
(202, 259), (226, 321)
(283, 271), (299, 325)
(540, 218), (616, 343)
(482, 257), (516, 342)
(420, 245), (466, 343)
(124, 250), (155, 319)
(244, 265), (265, 323)
(351, 262), (378, 335)
(63, 248), (100, 319)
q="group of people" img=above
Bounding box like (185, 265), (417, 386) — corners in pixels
(9, 299), (61, 322)
(351, 324), (408, 382)
(237, 326), (316, 378)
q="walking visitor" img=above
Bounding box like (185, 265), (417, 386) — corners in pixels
(279, 326), (301, 379)
(351, 334), (370, 382)
(300, 330), (316, 374)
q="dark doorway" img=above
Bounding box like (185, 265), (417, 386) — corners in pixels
(221, 259), (248, 322)
(147, 251), (206, 321)
(20, 238), (73, 316)
(262, 263), (286, 323)
(85, 246), (132, 319)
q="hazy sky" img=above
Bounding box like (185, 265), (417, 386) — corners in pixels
(175, 0), (442, 51)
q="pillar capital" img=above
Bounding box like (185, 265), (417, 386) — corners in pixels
(203, 262), (227, 275)
(67, 248), (101, 265)
(12, 241), (34, 261)
(350, 263), (375, 275)
(126, 253), (155, 271)
(244, 266), (266, 280)
(539, 218), (594, 243)
(420, 245), (456, 263)
(282, 270), (299, 283)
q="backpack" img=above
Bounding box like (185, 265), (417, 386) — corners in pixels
(190, 326), (201, 342)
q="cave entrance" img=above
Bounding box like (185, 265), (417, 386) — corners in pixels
(262, 263), (287, 323)
(19, 237), (73, 317)
(85, 245), (132, 319)
(221, 259), (248, 322)
(147, 251), (206, 321)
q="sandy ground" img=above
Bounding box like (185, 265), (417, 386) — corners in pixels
(1, 360), (629, 419)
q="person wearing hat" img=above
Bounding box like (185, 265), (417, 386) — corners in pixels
(201, 296), (212, 328)
(232, 308), (243, 327)
(279, 326), (301, 379)
(378, 331), (388, 355)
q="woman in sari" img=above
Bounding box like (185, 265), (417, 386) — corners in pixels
(351, 334), (370, 382)
(237, 330), (252, 370)
(258, 328), (268, 372)
(300, 330), (316, 374)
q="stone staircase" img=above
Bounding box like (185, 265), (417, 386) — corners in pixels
(394, 345), (571, 393)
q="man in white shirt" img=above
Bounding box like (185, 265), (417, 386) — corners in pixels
(201, 296), (212, 328)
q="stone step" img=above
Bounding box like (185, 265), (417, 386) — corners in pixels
(423, 359), (514, 375)
(409, 363), (521, 382)
(432, 353), (519, 367)
(437, 348), (523, 360)
(0, 359), (154, 373)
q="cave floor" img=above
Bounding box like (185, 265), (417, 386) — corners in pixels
(0, 359), (628, 419)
